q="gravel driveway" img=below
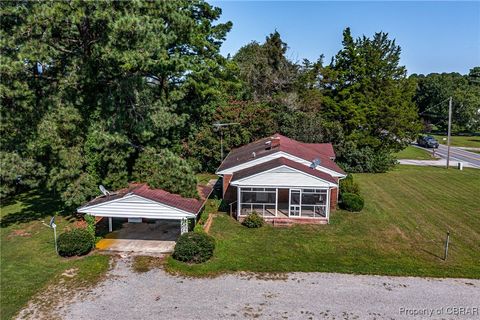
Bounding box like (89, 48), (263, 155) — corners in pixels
(59, 255), (479, 320)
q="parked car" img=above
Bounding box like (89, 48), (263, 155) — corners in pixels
(417, 135), (439, 148)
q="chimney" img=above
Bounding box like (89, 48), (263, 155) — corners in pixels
(271, 137), (280, 149)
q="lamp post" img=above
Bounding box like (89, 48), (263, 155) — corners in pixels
(42, 216), (58, 253)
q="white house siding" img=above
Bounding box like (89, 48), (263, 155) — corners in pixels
(77, 195), (196, 220)
(217, 151), (345, 178)
(230, 166), (335, 188)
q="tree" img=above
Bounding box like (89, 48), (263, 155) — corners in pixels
(319, 28), (420, 171)
(1, 1), (231, 206)
(133, 148), (198, 199)
(413, 69), (480, 132)
(0, 152), (45, 198)
(233, 31), (298, 103)
(186, 100), (277, 172)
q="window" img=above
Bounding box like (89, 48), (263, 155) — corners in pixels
(289, 189), (328, 218)
(240, 187), (276, 216)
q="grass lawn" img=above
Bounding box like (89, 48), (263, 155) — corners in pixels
(167, 166), (480, 278)
(196, 172), (218, 186)
(432, 135), (480, 148)
(395, 146), (436, 160)
(0, 191), (110, 320)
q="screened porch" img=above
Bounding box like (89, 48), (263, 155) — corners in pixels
(236, 187), (330, 219)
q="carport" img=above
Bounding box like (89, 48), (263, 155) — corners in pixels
(95, 219), (181, 253)
(77, 183), (212, 253)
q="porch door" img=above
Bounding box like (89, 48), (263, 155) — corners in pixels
(289, 189), (301, 217)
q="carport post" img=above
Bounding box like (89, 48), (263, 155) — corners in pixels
(180, 218), (188, 234)
(108, 217), (112, 232)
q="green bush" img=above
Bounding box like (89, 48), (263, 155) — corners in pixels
(340, 193), (365, 212)
(340, 174), (360, 195)
(242, 212), (264, 228)
(172, 232), (215, 263)
(339, 146), (397, 173)
(57, 228), (94, 257)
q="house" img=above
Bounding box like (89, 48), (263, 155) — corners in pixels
(216, 134), (346, 224)
(77, 182), (213, 235)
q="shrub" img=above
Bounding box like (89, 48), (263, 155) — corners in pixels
(340, 174), (360, 195)
(339, 146), (397, 173)
(242, 212), (264, 228)
(340, 193), (365, 212)
(172, 232), (215, 263)
(57, 228), (94, 257)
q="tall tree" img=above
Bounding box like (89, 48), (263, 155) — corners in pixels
(322, 28), (420, 156)
(233, 31), (298, 103)
(1, 1), (231, 204)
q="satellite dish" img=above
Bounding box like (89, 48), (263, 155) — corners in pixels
(310, 158), (321, 169)
(99, 185), (110, 196)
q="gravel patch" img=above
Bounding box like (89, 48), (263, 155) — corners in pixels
(57, 255), (479, 320)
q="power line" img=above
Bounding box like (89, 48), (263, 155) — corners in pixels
(418, 97), (451, 116)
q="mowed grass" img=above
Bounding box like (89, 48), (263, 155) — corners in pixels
(432, 134), (480, 148)
(0, 191), (110, 320)
(167, 166), (480, 278)
(395, 146), (436, 160)
(196, 172), (218, 186)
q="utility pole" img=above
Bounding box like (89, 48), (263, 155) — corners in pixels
(446, 97), (452, 169)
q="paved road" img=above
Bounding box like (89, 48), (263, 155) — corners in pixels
(56, 256), (480, 320)
(416, 144), (480, 168)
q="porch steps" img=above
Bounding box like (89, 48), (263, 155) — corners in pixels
(269, 219), (293, 227)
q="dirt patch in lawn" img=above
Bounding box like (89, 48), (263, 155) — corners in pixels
(7, 229), (32, 239)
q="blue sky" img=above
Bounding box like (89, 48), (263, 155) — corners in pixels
(210, 1), (480, 75)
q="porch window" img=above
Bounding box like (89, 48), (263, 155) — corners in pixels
(240, 187), (276, 217)
(288, 188), (328, 218)
(301, 189), (327, 218)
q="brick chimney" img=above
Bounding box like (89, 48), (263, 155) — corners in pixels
(271, 137), (280, 148)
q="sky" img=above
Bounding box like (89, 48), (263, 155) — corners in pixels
(210, 1), (480, 75)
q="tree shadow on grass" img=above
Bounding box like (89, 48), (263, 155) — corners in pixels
(0, 190), (69, 228)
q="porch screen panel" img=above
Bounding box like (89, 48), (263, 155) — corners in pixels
(240, 188), (276, 217)
(301, 189), (328, 218)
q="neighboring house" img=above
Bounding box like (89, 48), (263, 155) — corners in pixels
(216, 134), (346, 224)
(77, 183), (213, 234)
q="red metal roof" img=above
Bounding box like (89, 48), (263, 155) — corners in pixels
(217, 133), (344, 174)
(231, 157), (339, 185)
(79, 183), (213, 215)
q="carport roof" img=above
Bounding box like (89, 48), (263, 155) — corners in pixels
(78, 183), (213, 215)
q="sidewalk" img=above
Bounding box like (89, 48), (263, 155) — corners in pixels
(398, 159), (479, 169)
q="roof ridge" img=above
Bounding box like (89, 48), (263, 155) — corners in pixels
(231, 156), (338, 184)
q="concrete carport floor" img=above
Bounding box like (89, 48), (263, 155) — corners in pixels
(96, 219), (180, 253)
